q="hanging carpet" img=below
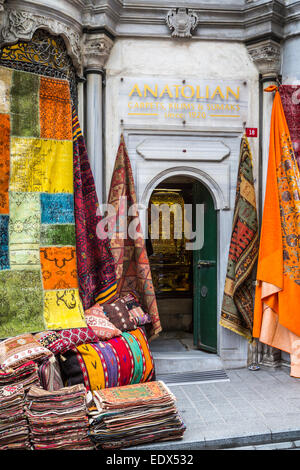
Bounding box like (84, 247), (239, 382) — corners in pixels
(279, 85), (300, 169)
(107, 135), (162, 339)
(0, 66), (87, 338)
(220, 136), (259, 341)
(253, 86), (300, 377)
(72, 110), (117, 310)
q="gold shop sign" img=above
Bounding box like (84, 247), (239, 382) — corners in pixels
(119, 77), (248, 128)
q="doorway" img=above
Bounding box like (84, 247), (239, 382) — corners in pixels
(147, 175), (218, 353)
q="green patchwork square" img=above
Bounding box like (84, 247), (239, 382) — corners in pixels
(40, 224), (76, 246)
(0, 270), (45, 338)
(10, 70), (40, 137)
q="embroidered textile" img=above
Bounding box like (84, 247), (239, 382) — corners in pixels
(279, 85), (300, 169)
(0, 66), (87, 338)
(58, 327), (98, 348)
(59, 327), (155, 392)
(0, 361), (40, 392)
(34, 330), (71, 355)
(102, 297), (136, 332)
(72, 110), (117, 310)
(253, 87), (300, 377)
(0, 384), (30, 450)
(89, 381), (185, 450)
(107, 135), (161, 338)
(38, 357), (64, 391)
(220, 137), (259, 340)
(84, 303), (122, 340)
(0, 333), (52, 369)
(25, 384), (94, 450)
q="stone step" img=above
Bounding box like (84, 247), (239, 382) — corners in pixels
(151, 337), (224, 375)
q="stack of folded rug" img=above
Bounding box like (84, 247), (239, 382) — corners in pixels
(0, 384), (30, 450)
(88, 381), (186, 449)
(0, 362), (40, 393)
(25, 384), (94, 450)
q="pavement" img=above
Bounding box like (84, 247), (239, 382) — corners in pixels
(129, 366), (300, 450)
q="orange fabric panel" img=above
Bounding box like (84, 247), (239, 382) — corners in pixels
(40, 246), (78, 290)
(39, 76), (72, 141)
(253, 89), (300, 339)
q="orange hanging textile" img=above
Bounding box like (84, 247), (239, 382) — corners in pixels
(253, 86), (300, 377)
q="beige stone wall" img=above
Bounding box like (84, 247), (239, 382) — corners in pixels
(105, 37), (260, 204)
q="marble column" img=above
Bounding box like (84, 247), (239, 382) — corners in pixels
(247, 39), (282, 369)
(77, 78), (85, 134)
(83, 33), (114, 204)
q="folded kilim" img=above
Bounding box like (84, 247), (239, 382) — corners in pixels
(25, 384), (94, 450)
(88, 381), (186, 449)
(0, 361), (40, 392)
(0, 384), (30, 450)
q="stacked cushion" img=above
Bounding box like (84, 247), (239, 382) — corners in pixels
(101, 297), (136, 332)
(59, 327), (154, 392)
(35, 326), (99, 355)
(0, 334), (52, 369)
(0, 361), (40, 392)
(84, 304), (122, 340)
(122, 293), (151, 326)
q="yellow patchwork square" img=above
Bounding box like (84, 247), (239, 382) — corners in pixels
(10, 137), (73, 193)
(43, 289), (87, 330)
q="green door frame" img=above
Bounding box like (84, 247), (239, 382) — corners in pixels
(193, 181), (218, 353)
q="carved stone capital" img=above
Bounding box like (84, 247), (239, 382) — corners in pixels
(83, 33), (114, 72)
(247, 39), (281, 78)
(166, 8), (198, 39)
(0, 9), (82, 73)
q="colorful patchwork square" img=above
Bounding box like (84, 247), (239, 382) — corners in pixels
(40, 193), (74, 224)
(40, 224), (76, 246)
(10, 244), (40, 271)
(0, 215), (9, 270)
(40, 246), (78, 290)
(10, 70), (40, 137)
(9, 192), (40, 244)
(43, 289), (86, 330)
(10, 137), (73, 193)
(9, 192), (40, 270)
(0, 270), (45, 338)
(39, 76), (72, 141)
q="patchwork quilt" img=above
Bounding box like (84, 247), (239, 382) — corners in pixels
(0, 66), (87, 338)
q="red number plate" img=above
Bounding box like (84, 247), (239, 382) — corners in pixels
(245, 127), (258, 138)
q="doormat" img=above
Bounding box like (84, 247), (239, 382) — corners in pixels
(156, 370), (229, 386)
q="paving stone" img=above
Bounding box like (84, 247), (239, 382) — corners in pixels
(228, 445), (256, 450)
(254, 441), (295, 450)
(128, 367), (300, 450)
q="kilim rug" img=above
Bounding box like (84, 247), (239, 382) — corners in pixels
(0, 66), (87, 338)
(279, 85), (300, 169)
(220, 136), (259, 341)
(107, 135), (162, 339)
(72, 110), (117, 310)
